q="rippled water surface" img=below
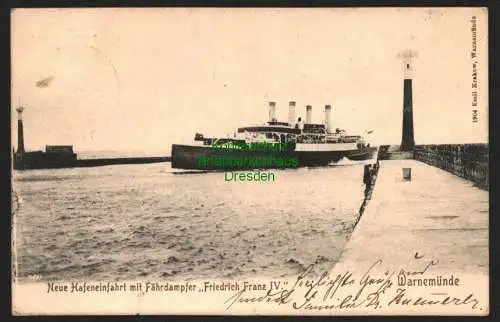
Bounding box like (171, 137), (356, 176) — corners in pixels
(13, 161), (367, 281)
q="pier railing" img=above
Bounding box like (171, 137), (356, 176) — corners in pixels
(413, 144), (488, 189)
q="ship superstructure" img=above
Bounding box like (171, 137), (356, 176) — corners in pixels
(171, 101), (376, 170)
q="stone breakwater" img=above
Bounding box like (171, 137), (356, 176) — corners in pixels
(414, 144), (488, 189)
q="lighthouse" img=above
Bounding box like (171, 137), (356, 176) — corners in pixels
(16, 106), (25, 155)
(399, 50), (416, 151)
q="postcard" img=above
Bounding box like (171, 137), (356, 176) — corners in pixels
(11, 7), (489, 315)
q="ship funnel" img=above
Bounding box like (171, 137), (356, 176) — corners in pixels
(324, 105), (332, 133)
(306, 105), (312, 124)
(288, 101), (296, 127)
(268, 101), (276, 122)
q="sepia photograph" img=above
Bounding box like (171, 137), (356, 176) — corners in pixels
(11, 7), (488, 315)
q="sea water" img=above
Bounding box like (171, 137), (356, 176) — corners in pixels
(12, 160), (367, 282)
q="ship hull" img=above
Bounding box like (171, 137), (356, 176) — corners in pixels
(171, 144), (377, 170)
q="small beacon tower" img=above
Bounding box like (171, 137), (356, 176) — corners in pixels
(16, 106), (25, 155)
(399, 50), (417, 151)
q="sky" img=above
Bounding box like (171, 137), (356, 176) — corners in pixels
(11, 8), (488, 154)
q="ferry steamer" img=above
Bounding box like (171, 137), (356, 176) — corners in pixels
(171, 101), (377, 170)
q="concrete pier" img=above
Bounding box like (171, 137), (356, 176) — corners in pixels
(13, 155), (171, 170)
(330, 159), (489, 314)
(337, 159), (488, 273)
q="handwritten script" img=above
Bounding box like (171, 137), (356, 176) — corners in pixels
(224, 256), (482, 312)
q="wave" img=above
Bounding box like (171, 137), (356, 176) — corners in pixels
(171, 170), (209, 175)
(14, 174), (87, 182)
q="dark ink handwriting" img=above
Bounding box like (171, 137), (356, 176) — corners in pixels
(223, 256), (481, 313)
(388, 288), (480, 310)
